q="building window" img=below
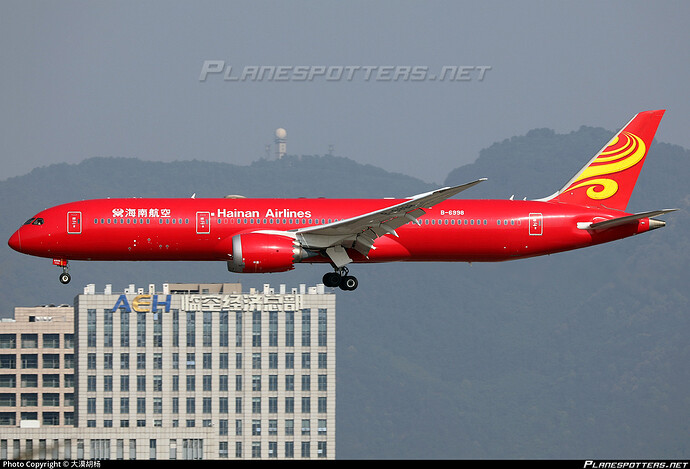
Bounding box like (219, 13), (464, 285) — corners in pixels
(20, 374), (37, 387)
(186, 397), (195, 414)
(172, 310), (179, 347)
(120, 397), (129, 414)
(87, 310), (96, 347)
(0, 412), (19, 426)
(120, 375), (129, 392)
(87, 376), (96, 392)
(103, 397), (112, 414)
(318, 397), (328, 413)
(153, 397), (162, 414)
(318, 441), (327, 458)
(301, 396), (310, 414)
(186, 312), (195, 347)
(0, 375), (16, 388)
(301, 309), (311, 346)
(0, 355), (16, 369)
(43, 353), (60, 369)
(43, 374), (59, 388)
(301, 352), (310, 369)
(104, 310), (113, 347)
(21, 393), (37, 406)
(0, 334), (16, 349)
(21, 354), (38, 369)
(219, 441), (228, 458)
(153, 312), (163, 347)
(120, 311), (129, 347)
(252, 312), (261, 347)
(0, 393), (16, 406)
(137, 313), (146, 347)
(318, 352), (328, 369)
(285, 312), (294, 347)
(318, 309), (328, 346)
(120, 353), (129, 370)
(186, 375), (195, 392)
(87, 398), (96, 414)
(219, 311), (228, 347)
(203, 312), (212, 347)
(153, 375), (162, 392)
(43, 334), (60, 348)
(137, 376), (146, 392)
(65, 354), (75, 369)
(235, 312), (242, 347)
(269, 312), (278, 346)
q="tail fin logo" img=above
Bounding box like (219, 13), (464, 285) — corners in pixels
(562, 131), (646, 201)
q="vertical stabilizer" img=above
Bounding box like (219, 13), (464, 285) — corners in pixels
(548, 110), (665, 211)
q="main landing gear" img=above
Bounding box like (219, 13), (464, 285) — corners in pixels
(53, 259), (71, 284)
(322, 267), (358, 291)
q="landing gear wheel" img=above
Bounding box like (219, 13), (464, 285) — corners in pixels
(339, 275), (358, 291)
(322, 272), (342, 288)
(59, 272), (71, 284)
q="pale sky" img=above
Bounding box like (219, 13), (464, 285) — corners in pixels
(1, 1), (688, 184)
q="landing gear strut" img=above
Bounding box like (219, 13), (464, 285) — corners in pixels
(54, 259), (71, 284)
(322, 267), (358, 291)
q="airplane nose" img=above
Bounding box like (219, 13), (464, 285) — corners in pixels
(8, 230), (21, 252)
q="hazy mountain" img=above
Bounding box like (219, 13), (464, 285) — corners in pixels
(1, 125), (688, 459)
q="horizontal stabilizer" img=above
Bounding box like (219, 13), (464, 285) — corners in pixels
(587, 209), (677, 230)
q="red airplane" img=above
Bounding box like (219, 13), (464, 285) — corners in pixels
(8, 110), (675, 291)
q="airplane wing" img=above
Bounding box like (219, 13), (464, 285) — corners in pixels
(293, 179), (487, 267)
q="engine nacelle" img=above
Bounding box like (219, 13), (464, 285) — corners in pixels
(228, 233), (308, 273)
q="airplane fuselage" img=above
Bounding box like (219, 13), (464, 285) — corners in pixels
(9, 197), (655, 264)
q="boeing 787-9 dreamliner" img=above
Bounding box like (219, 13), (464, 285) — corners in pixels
(8, 110), (675, 291)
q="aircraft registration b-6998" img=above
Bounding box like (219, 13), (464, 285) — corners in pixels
(8, 110), (675, 291)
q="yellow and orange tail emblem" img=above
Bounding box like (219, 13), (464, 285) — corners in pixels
(552, 110), (665, 211)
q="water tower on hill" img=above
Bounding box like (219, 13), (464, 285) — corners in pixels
(275, 128), (287, 159)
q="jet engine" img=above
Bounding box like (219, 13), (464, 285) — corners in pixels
(227, 233), (310, 273)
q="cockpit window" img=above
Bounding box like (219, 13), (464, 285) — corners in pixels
(23, 218), (36, 225)
(32, 218), (44, 225)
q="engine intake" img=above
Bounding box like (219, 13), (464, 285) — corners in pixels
(228, 233), (308, 273)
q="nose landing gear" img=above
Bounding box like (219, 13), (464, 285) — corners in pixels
(53, 259), (71, 284)
(322, 267), (358, 291)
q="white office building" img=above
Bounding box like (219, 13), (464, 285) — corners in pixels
(0, 282), (335, 460)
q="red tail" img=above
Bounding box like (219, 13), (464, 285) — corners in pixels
(549, 110), (665, 211)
